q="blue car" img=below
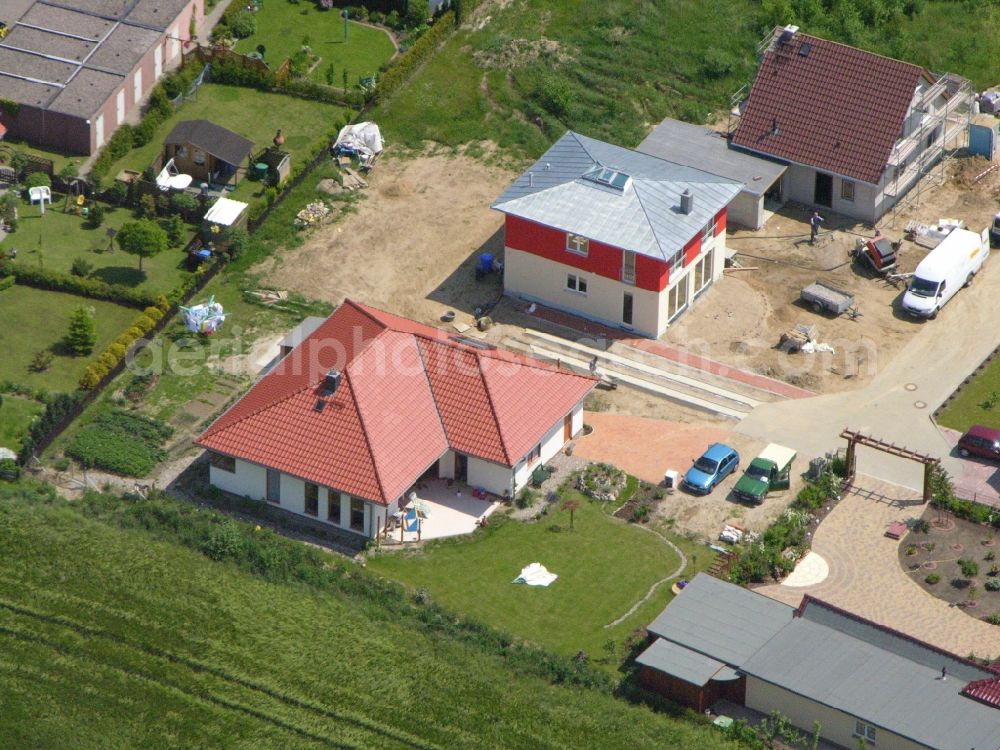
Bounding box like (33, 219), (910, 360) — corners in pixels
(682, 443), (740, 495)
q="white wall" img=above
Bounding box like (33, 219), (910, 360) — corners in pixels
(571, 403), (584, 436)
(782, 163), (880, 224)
(468, 457), (515, 497)
(438, 450), (456, 480)
(746, 678), (925, 750)
(728, 191), (764, 230)
(280, 474), (305, 515)
(209, 457), (266, 500)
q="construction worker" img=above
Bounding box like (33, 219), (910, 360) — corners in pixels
(809, 211), (825, 244)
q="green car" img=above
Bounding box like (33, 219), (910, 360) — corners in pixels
(732, 443), (796, 504)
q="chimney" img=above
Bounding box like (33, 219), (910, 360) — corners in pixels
(779, 25), (799, 44)
(680, 189), (694, 215)
(323, 368), (341, 396)
(528, 172), (534, 187)
(771, 118), (780, 136)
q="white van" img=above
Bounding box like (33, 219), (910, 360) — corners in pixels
(901, 228), (989, 319)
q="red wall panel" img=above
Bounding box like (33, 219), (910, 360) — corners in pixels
(504, 215), (670, 292)
(683, 234), (701, 267)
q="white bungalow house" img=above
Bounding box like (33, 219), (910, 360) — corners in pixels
(731, 26), (972, 224)
(195, 300), (596, 539)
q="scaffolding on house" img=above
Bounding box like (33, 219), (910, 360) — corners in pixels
(884, 72), (974, 228)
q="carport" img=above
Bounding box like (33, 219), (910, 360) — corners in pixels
(637, 118), (787, 230)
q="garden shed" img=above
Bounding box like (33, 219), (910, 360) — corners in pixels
(163, 120), (254, 186)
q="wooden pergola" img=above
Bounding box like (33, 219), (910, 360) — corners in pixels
(840, 429), (940, 503)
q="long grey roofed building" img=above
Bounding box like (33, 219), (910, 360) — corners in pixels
(492, 131), (741, 262)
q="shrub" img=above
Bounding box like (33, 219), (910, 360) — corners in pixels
(0, 459), (19, 481)
(84, 204), (105, 228)
(29, 350), (53, 372)
(138, 194), (157, 219)
(631, 504), (650, 523)
(516, 488), (537, 509)
(23, 172), (51, 190)
(202, 520), (246, 561)
(229, 11), (257, 38)
(105, 180), (130, 206)
(958, 558), (979, 578)
(987, 612), (1000, 626)
(171, 192), (199, 216)
(117, 219), (169, 271)
(0, 276), (13, 292)
(70, 258), (94, 277)
(986, 578), (1000, 592)
(925, 573), (940, 584)
(0, 261), (155, 308)
(143, 306), (164, 322)
(913, 518), (930, 534)
(65, 410), (173, 476)
(163, 213), (187, 247)
(132, 314), (157, 334)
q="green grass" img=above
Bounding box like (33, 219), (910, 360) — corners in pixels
(0, 484), (739, 749)
(938, 354), (1000, 433)
(374, 0), (1000, 161)
(234, 5), (395, 87)
(368, 493), (695, 662)
(0, 140), (82, 175)
(0, 201), (190, 295)
(0, 397), (44, 451)
(0, 286), (137, 393)
(102, 84), (350, 203)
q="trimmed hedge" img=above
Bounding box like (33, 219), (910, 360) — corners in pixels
(373, 11), (454, 104)
(0, 275), (14, 292)
(0, 263), (156, 309)
(79, 307), (164, 390)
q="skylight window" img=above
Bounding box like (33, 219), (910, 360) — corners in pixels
(582, 166), (631, 191)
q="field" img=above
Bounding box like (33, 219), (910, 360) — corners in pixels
(0, 286), (136, 393)
(368, 493), (706, 661)
(0, 397), (43, 452)
(102, 84), (350, 203)
(938, 354), (1000, 433)
(0, 484), (738, 749)
(0, 202), (190, 295)
(234, 5), (395, 87)
(374, 0), (1000, 159)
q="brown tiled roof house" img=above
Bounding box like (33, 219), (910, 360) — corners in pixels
(731, 26), (972, 224)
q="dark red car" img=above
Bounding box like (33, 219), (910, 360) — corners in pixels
(957, 425), (1000, 461)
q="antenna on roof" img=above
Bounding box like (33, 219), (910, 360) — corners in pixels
(528, 172), (534, 187)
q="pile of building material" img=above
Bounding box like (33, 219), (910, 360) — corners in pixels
(778, 324), (817, 353)
(294, 201), (332, 228)
(905, 218), (964, 249)
(341, 167), (368, 191)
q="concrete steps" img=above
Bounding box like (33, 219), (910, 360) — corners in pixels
(509, 330), (762, 420)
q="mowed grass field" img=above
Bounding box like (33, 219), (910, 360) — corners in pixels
(0, 286), (137, 392)
(0, 397), (43, 451)
(235, 5), (395, 86)
(0, 486), (738, 749)
(0, 203), (190, 295)
(937, 355), (1000, 434)
(374, 0), (1000, 159)
(368, 495), (699, 661)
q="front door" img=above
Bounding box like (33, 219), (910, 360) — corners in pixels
(133, 69), (142, 104)
(266, 469), (280, 503)
(154, 46), (163, 78)
(622, 292), (634, 326)
(814, 172), (833, 207)
(455, 453), (468, 482)
(94, 114), (105, 149)
(116, 90), (125, 124)
(563, 414), (572, 441)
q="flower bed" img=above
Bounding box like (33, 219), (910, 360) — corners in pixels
(577, 462), (626, 502)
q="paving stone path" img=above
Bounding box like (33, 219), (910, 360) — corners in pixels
(756, 475), (1000, 659)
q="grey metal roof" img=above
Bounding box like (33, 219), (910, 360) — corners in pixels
(279, 317), (327, 350)
(492, 131), (741, 262)
(0, 26), (97, 64)
(20, 3), (115, 41)
(637, 118), (787, 198)
(646, 573), (794, 666)
(87, 24), (160, 75)
(126, 0), (192, 30)
(636, 638), (728, 687)
(742, 616), (1000, 750)
(165, 120), (256, 167)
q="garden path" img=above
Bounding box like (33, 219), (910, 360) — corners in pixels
(755, 475), (1000, 659)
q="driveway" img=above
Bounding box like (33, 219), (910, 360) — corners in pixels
(755, 476), (1000, 659)
(736, 256), (1000, 497)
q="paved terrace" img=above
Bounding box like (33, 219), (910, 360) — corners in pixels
(756, 476), (1000, 659)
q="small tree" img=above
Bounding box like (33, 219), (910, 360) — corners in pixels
(163, 213), (186, 247)
(138, 193), (157, 219)
(84, 203), (105, 229)
(23, 171), (51, 191)
(30, 350), (53, 372)
(561, 498), (581, 531)
(66, 305), (97, 356)
(116, 219), (168, 271)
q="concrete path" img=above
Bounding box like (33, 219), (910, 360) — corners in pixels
(756, 476), (1000, 659)
(736, 257), (1000, 495)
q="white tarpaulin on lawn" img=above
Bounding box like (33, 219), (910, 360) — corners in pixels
(513, 562), (558, 587)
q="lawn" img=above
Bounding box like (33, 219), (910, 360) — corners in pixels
(368, 492), (703, 662)
(0, 397), (43, 452)
(0, 286), (137, 393)
(0, 201), (191, 296)
(374, 0), (1000, 161)
(102, 84), (350, 203)
(0, 483), (739, 749)
(0, 139), (83, 176)
(234, 5), (395, 88)
(937, 354), (1000, 433)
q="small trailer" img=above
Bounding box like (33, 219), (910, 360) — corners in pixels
(800, 281), (855, 315)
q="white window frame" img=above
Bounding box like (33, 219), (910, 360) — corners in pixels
(841, 179), (855, 202)
(622, 250), (636, 285)
(669, 249), (685, 273)
(566, 274), (588, 295)
(701, 217), (717, 243)
(694, 248), (714, 296)
(566, 232), (589, 256)
(667, 276), (688, 322)
(853, 720), (876, 744)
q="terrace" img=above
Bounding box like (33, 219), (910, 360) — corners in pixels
(381, 479), (501, 543)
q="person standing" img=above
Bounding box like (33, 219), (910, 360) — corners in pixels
(810, 211), (825, 244)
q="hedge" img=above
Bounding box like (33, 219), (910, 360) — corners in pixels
(0, 264), (156, 309)
(373, 11), (454, 104)
(79, 306), (170, 391)
(17, 392), (85, 464)
(0, 275), (14, 292)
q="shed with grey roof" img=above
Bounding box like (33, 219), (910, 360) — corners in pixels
(638, 118), (787, 230)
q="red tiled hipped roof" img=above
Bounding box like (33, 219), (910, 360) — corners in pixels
(731, 31), (930, 184)
(196, 300), (596, 505)
(963, 675), (1000, 709)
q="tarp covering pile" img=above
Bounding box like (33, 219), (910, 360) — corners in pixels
(181, 296), (226, 335)
(512, 563), (558, 587)
(333, 121), (383, 167)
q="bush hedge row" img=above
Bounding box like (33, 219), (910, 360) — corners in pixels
(79, 298), (170, 391)
(373, 11), (454, 104)
(0, 263), (156, 309)
(0, 275), (14, 292)
(17, 392), (85, 464)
